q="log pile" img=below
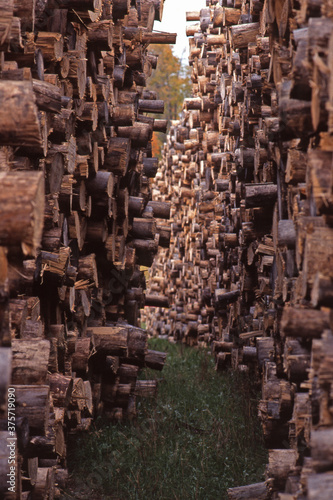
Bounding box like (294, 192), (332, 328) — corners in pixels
(0, 0), (171, 497)
(143, 1), (333, 499)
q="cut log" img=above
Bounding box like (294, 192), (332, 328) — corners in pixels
(104, 137), (131, 176)
(307, 473), (333, 500)
(281, 307), (330, 338)
(13, 385), (50, 434)
(11, 339), (50, 385)
(0, 80), (42, 147)
(145, 294), (170, 308)
(145, 349), (167, 370)
(135, 380), (158, 397)
(117, 122), (152, 148)
(311, 273), (333, 308)
(0, 171), (44, 255)
(143, 157), (159, 178)
(138, 99), (165, 114)
(227, 481), (269, 500)
(243, 183), (277, 208)
(229, 23), (260, 49)
(89, 326), (129, 356)
(146, 201), (171, 219)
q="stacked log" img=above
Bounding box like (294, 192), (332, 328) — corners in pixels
(143, 1), (333, 499)
(0, 0), (171, 497)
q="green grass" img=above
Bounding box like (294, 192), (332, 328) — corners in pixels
(62, 339), (267, 500)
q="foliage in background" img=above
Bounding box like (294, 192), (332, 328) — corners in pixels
(148, 45), (192, 157)
(62, 339), (267, 500)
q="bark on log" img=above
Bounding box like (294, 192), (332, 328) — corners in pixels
(13, 385), (50, 434)
(0, 171), (44, 255)
(281, 307), (330, 338)
(227, 481), (269, 499)
(229, 23), (260, 49)
(243, 183), (277, 208)
(131, 218), (156, 239)
(146, 201), (171, 219)
(145, 294), (170, 308)
(0, 80), (42, 147)
(89, 326), (129, 356)
(11, 339), (50, 385)
(104, 137), (131, 176)
(138, 99), (165, 114)
(145, 349), (167, 370)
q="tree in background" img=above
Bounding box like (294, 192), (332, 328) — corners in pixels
(147, 44), (191, 157)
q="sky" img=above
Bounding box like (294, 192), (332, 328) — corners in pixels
(154, 0), (206, 65)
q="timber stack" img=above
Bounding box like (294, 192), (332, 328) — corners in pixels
(144, 0), (333, 499)
(0, 0), (171, 497)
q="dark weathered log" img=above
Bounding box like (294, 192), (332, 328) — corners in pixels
(266, 449), (298, 489)
(104, 137), (131, 176)
(215, 290), (240, 306)
(128, 196), (145, 216)
(131, 238), (159, 267)
(126, 326), (148, 363)
(153, 119), (168, 133)
(243, 183), (277, 208)
(131, 218), (156, 240)
(156, 224), (171, 248)
(111, 104), (136, 126)
(135, 380), (158, 397)
(72, 338), (91, 373)
(143, 157), (159, 178)
(117, 122), (152, 148)
(227, 481), (269, 500)
(89, 326), (129, 356)
(112, 0), (130, 19)
(145, 294), (170, 308)
(87, 20), (113, 50)
(32, 79), (62, 113)
(281, 307), (330, 338)
(138, 99), (165, 114)
(285, 149), (307, 184)
(77, 254), (98, 287)
(280, 95), (313, 138)
(13, 385), (50, 434)
(9, 299), (28, 338)
(147, 201), (171, 219)
(145, 349), (167, 370)
(85, 171), (114, 198)
(307, 150), (333, 214)
(277, 220), (296, 248)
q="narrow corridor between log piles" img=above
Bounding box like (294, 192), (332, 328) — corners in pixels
(62, 339), (267, 500)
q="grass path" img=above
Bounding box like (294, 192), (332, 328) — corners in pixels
(62, 339), (267, 500)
